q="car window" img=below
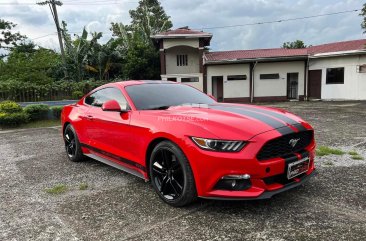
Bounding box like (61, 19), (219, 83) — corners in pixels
(84, 87), (128, 108)
(125, 83), (216, 110)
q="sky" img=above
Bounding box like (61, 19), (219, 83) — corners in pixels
(0, 0), (365, 52)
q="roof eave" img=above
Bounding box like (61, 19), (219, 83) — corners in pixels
(151, 34), (213, 39)
(309, 49), (366, 58)
(204, 55), (309, 65)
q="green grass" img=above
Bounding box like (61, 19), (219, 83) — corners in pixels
(1, 119), (60, 130)
(351, 155), (364, 160)
(79, 183), (88, 190)
(316, 146), (345, 156)
(348, 151), (359, 156)
(45, 184), (68, 195)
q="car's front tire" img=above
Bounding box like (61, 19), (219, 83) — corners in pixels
(149, 141), (197, 207)
(63, 124), (85, 162)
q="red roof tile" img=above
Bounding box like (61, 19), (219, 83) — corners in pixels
(153, 28), (212, 37)
(205, 48), (308, 62)
(205, 39), (366, 62)
(307, 39), (366, 54)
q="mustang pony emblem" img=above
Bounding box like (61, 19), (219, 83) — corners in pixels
(289, 138), (300, 148)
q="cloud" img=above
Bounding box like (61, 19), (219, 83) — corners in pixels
(0, 0), (364, 52)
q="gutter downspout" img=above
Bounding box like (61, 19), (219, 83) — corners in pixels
(250, 61), (258, 103)
(305, 58), (309, 101)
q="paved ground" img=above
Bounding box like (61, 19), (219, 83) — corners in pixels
(1, 101), (365, 241)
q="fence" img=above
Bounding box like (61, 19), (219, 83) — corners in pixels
(0, 80), (108, 102)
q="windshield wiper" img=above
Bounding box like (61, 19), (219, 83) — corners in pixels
(147, 105), (171, 110)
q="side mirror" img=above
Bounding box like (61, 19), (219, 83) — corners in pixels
(102, 100), (125, 112)
(208, 94), (217, 101)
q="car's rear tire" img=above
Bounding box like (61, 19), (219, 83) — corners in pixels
(149, 140), (197, 207)
(63, 124), (85, 162)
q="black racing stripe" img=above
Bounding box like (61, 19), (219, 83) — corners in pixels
(81, 143), (146, 172)
(283, 153), (298, 165)
(298, 150), (309, 159)
(209, 105), (294, 135)
(240, 105), (307, 132)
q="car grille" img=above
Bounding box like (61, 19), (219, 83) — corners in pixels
(256, 130), (313, 161)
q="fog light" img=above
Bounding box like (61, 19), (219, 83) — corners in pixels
(222, 174), (251, 180)
(214, 176), (252, 191)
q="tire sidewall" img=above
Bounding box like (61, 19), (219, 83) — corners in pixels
(149, 141), (195, 206)
(64, 124), (83, 162)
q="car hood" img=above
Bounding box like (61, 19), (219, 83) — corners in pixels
(143, 103), (308, 140)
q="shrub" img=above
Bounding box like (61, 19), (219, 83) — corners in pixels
(0, 101), (23, 113)
(24, 104), (50, 121)
(50, 106), (63, 119)
(72, 90), (84, 100)
(0, 112), (29, 127)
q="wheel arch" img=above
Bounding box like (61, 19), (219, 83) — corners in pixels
(145, 137), (174, 179)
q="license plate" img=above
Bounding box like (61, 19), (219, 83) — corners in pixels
(287, 157), (310, 179)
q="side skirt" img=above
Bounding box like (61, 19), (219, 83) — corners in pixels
(84, 153), (146, 180)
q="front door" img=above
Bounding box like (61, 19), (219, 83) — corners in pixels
(212, 76), (224, 102)
(287, 73), (299, 99)
(308, 70), (322, 99)
(84, 87), (132, 160)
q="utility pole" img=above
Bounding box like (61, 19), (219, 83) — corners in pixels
(37, 0), (68, 79)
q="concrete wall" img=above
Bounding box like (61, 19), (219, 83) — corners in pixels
(309, 55), (366, 100)
(165, 46), (200, 75)
(207, 64), (250, 98)
(254, 61), (305, 98)
(163, 38), (199, 49)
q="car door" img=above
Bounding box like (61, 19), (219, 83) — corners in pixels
(85, 87), (133, 162)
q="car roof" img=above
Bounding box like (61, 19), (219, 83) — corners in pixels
(115, 80), (176, 87)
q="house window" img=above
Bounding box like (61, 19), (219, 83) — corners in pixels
(177, 55), (188, 66)
(181, 77), (199, 82)
(357, 65), (366, 73)
(326, 67), (344, 84)
(260, 73), (280, 79)
(227, 75), (247, 81)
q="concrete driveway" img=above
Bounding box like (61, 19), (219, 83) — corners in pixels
(1, 101), (365, 240)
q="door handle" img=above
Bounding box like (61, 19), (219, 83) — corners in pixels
(86, 114), (94, 120)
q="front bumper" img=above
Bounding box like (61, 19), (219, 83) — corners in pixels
(200, 169), (316, 200)
(182, 128), (316, 199)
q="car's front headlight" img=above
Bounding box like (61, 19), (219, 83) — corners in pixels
(191, 137), (246, 152)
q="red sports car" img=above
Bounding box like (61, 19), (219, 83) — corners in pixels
(61, 81), (316, 206)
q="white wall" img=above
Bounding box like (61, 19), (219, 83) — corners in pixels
(165, 46), (200, 74)
(254, 61), (305, 97)
(163, 38), (199, 49)
(207, 64), (250, 98)
(309, 55), (366, 100)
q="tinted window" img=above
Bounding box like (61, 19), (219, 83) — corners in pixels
(85, 87), (128, 108)
(181, 77), (199, 82)
(125, 83), (216, 110)
(227, 75), (247, 81)
(326, 67), (344, 84)
(260, 74), (280, 79)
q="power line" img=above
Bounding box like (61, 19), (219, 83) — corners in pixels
(0, 1), (137, 5)
(197, 9), (361, 30)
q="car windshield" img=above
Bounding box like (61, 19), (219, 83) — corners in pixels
(125, 83), (216, 110)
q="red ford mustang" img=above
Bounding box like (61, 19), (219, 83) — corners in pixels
(61, 81), (316, 206)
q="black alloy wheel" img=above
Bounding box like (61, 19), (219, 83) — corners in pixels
(149, 141), (197, 207)
(63, 124), (85, 162)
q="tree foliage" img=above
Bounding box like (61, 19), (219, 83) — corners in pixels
(0, 44), (61, 84)
(129, 0), (173, 41)
(0, 19), (25, 50)
(282, 40), (307, 49)
(0, 0), (173, 101)
(361, 3), (366, 33)
(110, 0), (172, 79)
